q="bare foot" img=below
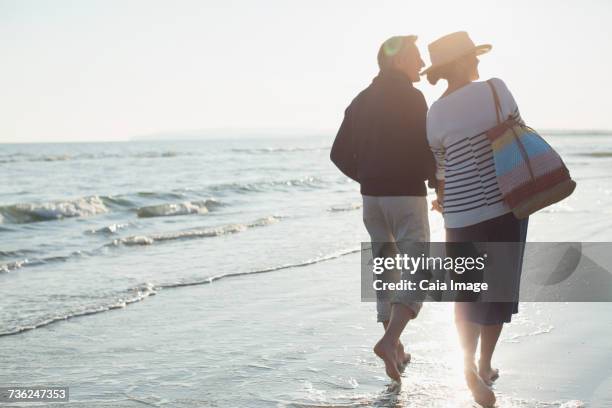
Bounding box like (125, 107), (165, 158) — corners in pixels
(374, 338), (401, 382)
(396, 342), (411, 370)
(465, 365), (496, 407)
(478, 361), (500, 386)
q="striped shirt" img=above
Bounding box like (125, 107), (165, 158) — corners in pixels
(427, 78), (523, 228)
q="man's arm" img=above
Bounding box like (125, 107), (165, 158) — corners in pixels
(409, 90), (437, 190)
(330, 105), (359, 182)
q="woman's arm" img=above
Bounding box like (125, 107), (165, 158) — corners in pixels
(491, 77), (524, 124)
(431, 180), (444, 213)
(426, 110), (445, 213)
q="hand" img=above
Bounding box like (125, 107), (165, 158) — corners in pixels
(431, 199), (443, 213)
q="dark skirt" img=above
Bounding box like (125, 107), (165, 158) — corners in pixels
(446, 212), (529, 325)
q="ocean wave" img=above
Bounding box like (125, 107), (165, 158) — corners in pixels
(0, 259), (30, 273)
(209, 177), (328, 194)
(576, 152), (612, 158)
(132, 151), (181, 158)
(0, 283), (158, 337)
(230, 146), (329, 154)
(328, 203), (362, 212)
(0, 248), (359, 337)
(0, 151), (191, 164)
(0, 194), (224, 224)
(0, 196), (109, 224)
(556, 401), (586, 408)
(157, 247), (359, 289)
(0, 175), (333, 225)
(0, 154), (72, 163)
(136, 199), (222, 218)
(87, 223), (131, 235)
(0, 249), (36, 258)
(503, 325), (554, 343)
(109, 215), (281, 246)
(1, 213), (246, 273)
(0, 251), (86, 273)
(136, 191), (186, 199)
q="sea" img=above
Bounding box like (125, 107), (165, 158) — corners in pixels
(0, 135), (364, 335)
(1, 133), (611, 407)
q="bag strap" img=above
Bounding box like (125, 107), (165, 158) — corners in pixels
(486, 80), (503, 125)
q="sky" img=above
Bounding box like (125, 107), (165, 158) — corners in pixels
(1, 0), (611, 143)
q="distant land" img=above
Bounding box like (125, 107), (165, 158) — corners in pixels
(129, 128), (333, 141)
(129, 128), (612, 142)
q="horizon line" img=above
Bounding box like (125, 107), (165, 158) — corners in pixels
(2, 128), (612, 145)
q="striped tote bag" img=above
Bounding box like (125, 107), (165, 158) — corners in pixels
(486, 80), (576, 219)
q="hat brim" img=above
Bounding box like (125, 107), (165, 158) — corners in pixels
(420, 44), (492, 76)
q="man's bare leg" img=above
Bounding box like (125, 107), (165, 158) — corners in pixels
(382, 321), (411, 368)
(374, 304), (415, 381)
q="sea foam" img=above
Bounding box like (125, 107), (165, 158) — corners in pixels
(0, 196), (109, 224)
(109, 216), (281, 246)
(137, 199), (221, 218)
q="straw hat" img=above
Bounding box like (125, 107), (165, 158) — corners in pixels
(421, 31), (491, 75)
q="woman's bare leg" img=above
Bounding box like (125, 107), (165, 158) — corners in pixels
(479, 324), (502, 385)
(456, 303), (496, 407)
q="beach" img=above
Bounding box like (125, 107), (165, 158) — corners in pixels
(1, 253), (611, 407)
(1, 134), (612, 407)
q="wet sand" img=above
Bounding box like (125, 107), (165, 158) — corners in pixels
(1, 250), (610, 407)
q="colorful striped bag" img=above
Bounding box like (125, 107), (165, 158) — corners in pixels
(486, 80), (576, 219)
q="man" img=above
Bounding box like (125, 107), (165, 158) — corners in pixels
(330, 35), (436, 381)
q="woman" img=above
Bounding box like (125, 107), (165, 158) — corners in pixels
(424, 31), (529, 406)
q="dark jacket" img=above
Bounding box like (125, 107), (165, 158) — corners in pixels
(330, 69), (436, 196)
